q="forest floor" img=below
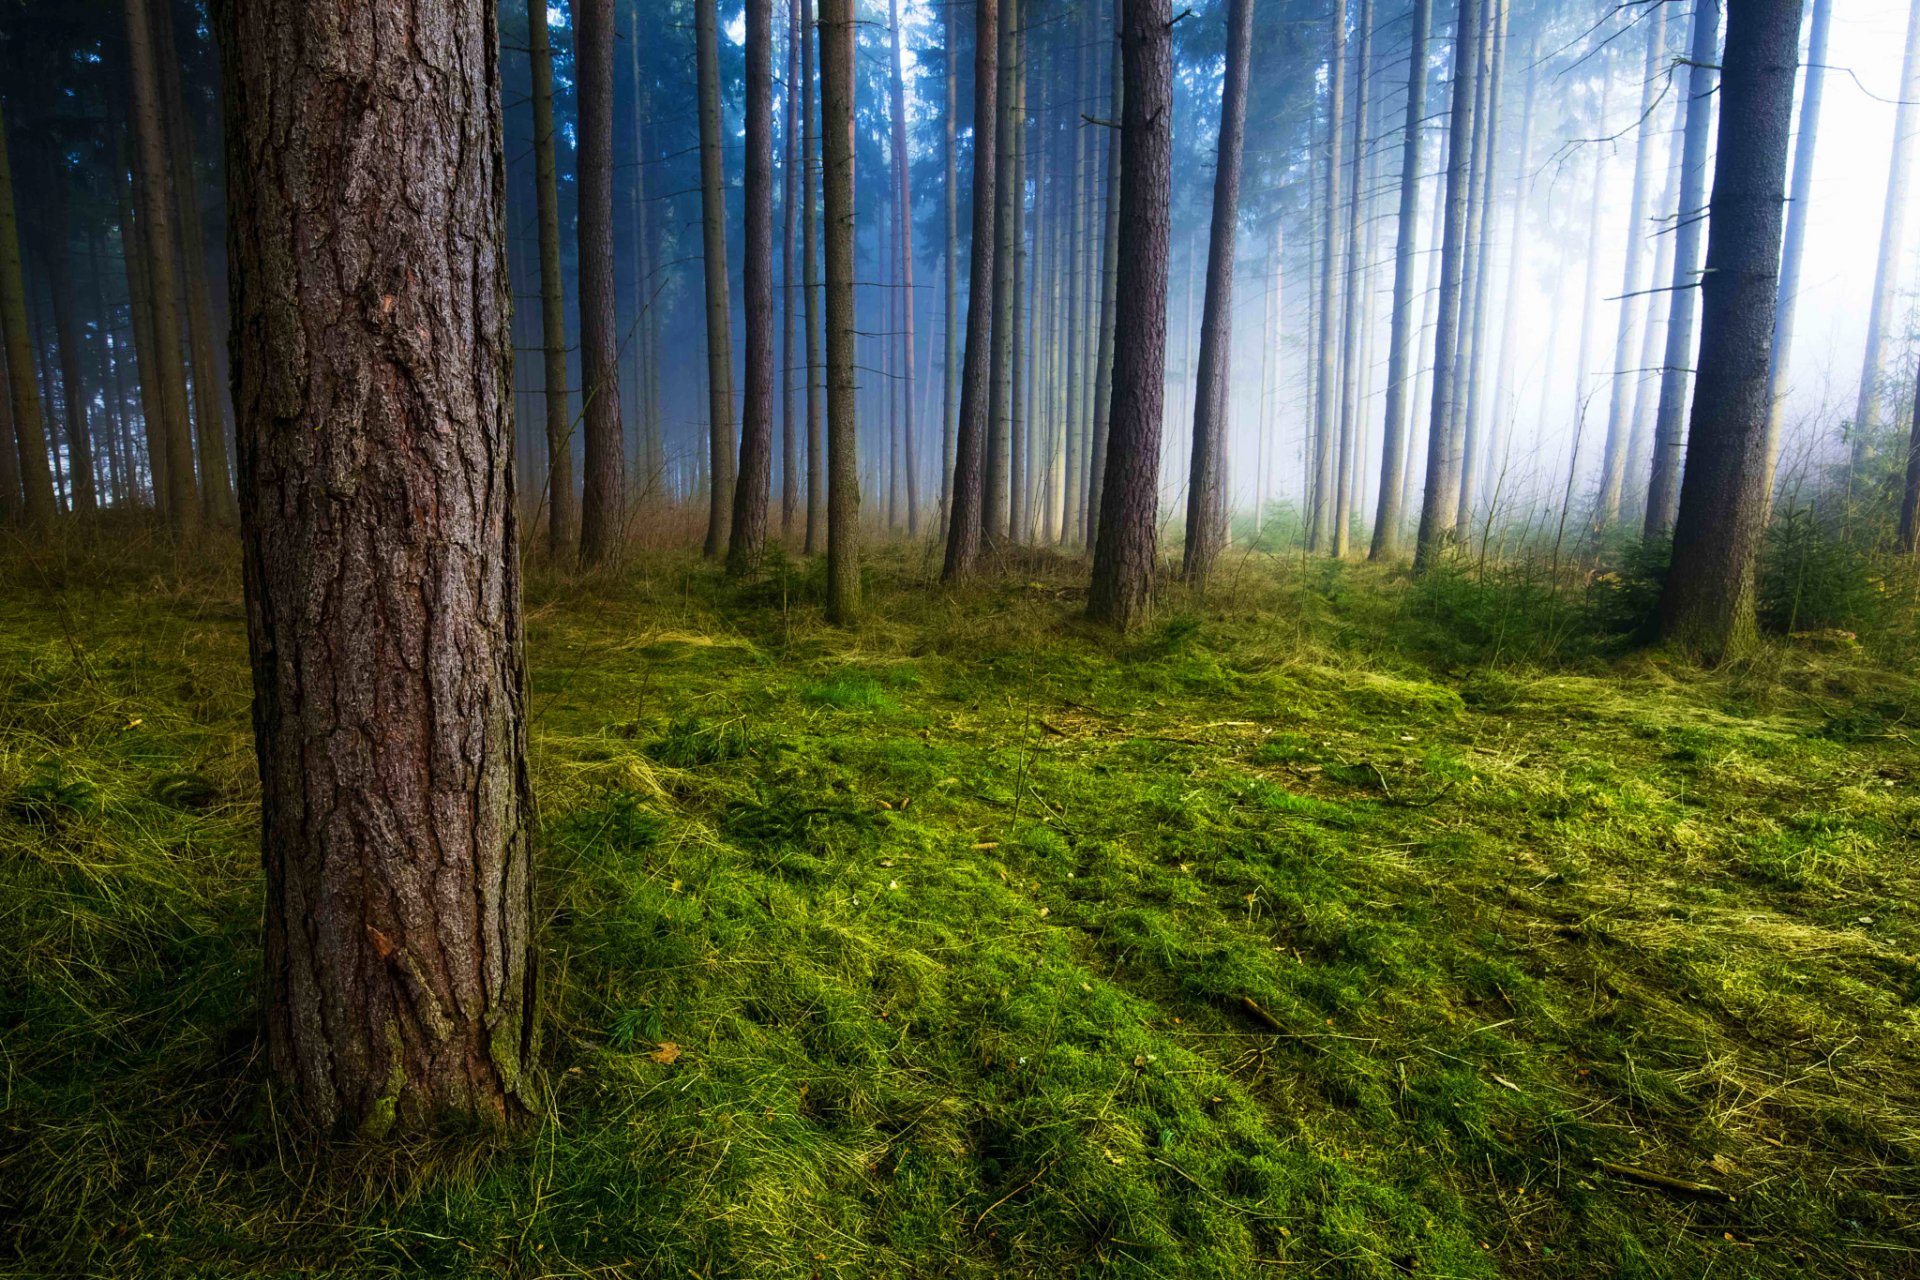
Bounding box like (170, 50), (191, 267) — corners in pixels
(2, 537), (1918, 1279)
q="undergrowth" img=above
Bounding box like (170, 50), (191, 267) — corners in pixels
(1, 539), (1917, 1278)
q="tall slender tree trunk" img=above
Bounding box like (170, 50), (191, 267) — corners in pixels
(1486, 32), (1537, 498)
(781, 0), (801, 537)
(577, 0), (626, 567)
(124, 0), (199, 530)
(984, 0), (1018, 542)
(1370, 0), (1428, 561)
(633, 1), (665, 498)
(151, 0), (237, 524)
(1412, 0), (1482, 572)
(1454, 0), (1505, 538)
(1900, 360), (1920, 552)
(803, 0), (825, 554)
(943, 7), (959, 519)
(820, 0), (861, 621)
(1660, 0), (1804, 658)
(1334, 0), (1372, 556)
(944, 0), (1001, 579)
(887, 0), (921, 538)
(698, 0), (739, 557)
(1063, 13), (1092, 547)
(1310, 0), (1348, 552)
(1008, 18), (1029, 543)
(40, 227), (96, 517)
(1853, 0), (1920, 467)
(111, 136), (167, 511)
(1182, 0), (1253, 585)
(216, 0), (537, 1135)
(529, 2), (574, 557)
(730, 0), (776, 572)
(0, 306), (17, 523)
(1086, 0), (1123, 550)
(1625, 139), (1679, 520)
(1764, 0), (1829, 503)
(1088, 0), (1172, 628)
(1571, 62), (1612, 497)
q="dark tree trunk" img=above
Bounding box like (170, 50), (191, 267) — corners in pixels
(1087, 0), (1172, 629)
(803, 0), (824, 554)
(820, 0), (862, 622)
(1412, 0), (1482, 572)
(216, 0), (537, 1135)
(943, 0), (1001, 581)
(1660, 0), (1803, 657)
(577, 0), (626, 567)
(1765, 0), (1829, 502)
(124, 0), (200, 529)
(1086, 0), (1122, 550)
(984, 0), (1018, 543)
(1335, 0), (1374, 556)
(730, 0), (776, 572)
(1852, 0), (1920, 466)
(631, 0), (664, 499)
(1643, 0), (1721, 538)
(38, 178), (96, 517)
(943, 4), (959, 520)
(1900, 361), (1920, 552)
(1370, 0), (1428, 560)
(1007, 17), (1028, 543)
(0, 311), (17, 523)
(781, 0), (800, 537)
(111, 133), (169, 510)
(529, 2), (573, 556)
(887, 0), (921, 538)
(1181, 0), (1252, 586)
(698, 0), (738, 557)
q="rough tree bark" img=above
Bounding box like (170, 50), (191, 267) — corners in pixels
(803, 0), (824, 554)
(215, 0), (537, 1135)
(821, 0), (861, 621)
(984, 0), (1018, 543)
(1181, 0), (1253, 586)
(1643, 0), (1721, 538)
(730, 0), (776, 572)
(1086, 0), (1123, 551)
(782, 0), (800, 537)
(1087, 0), (1172, 628)
(1660, 0), (1804, 657)
(577, 0), (626, 567)
(698, 0), (739, 557)
(1852, 0), (1920, 467)
(943, 0), (1001, 580)
(528, 1), (573, 557)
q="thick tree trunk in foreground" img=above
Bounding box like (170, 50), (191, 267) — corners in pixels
(216, 0), (537, 1135)
(803, 0), (825, 554)
(1181, 0), (1253, 586)
(1087, 0), (1171, 629)
(820, 0), (861, 623)
(1764, 0), (1829, 502)
(1852, 0), (1920, 467)
(729, 0), (776, 573)
(1412, 0), (1482, 572)
(943, 0), (1000, 581)
(1086, 0), (1123, 550)
(125, 0), (200, 530)
(1660, 0), (1803, 658)
(529, 0), (574, 557)
(1370, 0), (1428, 561)
(1643, 0), (1721, 538)
(698, 0), (738, 557)
(577, 0), (626, 566)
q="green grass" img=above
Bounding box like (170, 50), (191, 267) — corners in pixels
(2, 541), (1918, 1277)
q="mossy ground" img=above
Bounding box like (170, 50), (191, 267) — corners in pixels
(2, 538), (1918, 1278)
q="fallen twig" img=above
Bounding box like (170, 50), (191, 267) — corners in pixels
(1595, 1160), (1734, 1203)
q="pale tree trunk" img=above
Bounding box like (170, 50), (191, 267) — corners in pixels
(781, 0), (800, 536)
(944, 0), (1000, 579)
(1088, 0), (1172, 628)
(804, 0), (824, 554)
(633, 0), (664, 497)
(698, 0), (738, 557)
(1625, 147), (1678, 521)
(529, 2), (573, 557)
(1852, 0), (1920, 467)
(1370, 0), (1428, 561)
(1764, 0), (1830, 502)
(1644, 0), (1721, 538)
(216, 0), (537, 1135)
(1596, 3), (1667, 525)
(984, 0), (1018, 542)
(1412, 0), (1482, 573)
(821, 0), (862, 621)
(887, 0), (921, 537)
(1454, 0), (1505, 539)
(729, 0), (775, 572)
(577, 0), (626, 567)
(1485, 32), (1538, 499)
(1008, 19), (1028, 542)
(1181, 0), (1253, 585)
(1660, 0), (1804, 658)
(1334, 0), (1372, 556)
(1064, 10), (1092, 546)
(943, 5), (959, 519)
(125, 0), (199, 529)
(1310, 2), (1347, 552)
(1086, 0), (1122, 550)
(1571, 60), (1612, 499)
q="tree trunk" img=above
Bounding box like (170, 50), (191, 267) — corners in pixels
(1899, 358), (1920, 552)
(1764, 0), (1829, 503)
(1008, 18), (1029, 543)
(577, 0), (626, 567)
(0, 301), (16, 522)
(151, 0), (237, 524)
(632, 0), (663, 500)
(943, 7), (959, 520)
(124, 0), (199, 529)
(1660, 0), (1803, 658)
(1087, 0), (1172, 628)
(41, 237), (97, 518)
(1334, 0), (1373, 557)
(729, 0), (776, 572)
(1369, 0), (1428, 561)
(1086, 0), (1122, 551)
(1853, 0), (1920, 467)
(984, 0), (1018, 543)
(781, 0), (801, 538)
(1412, 0), (1482, 572)
(1309, 0), (1347, 553)
(887, 0), (921, 538)
(216, 0), (537, 1135)
(1454, 0), (1505, 539)
(528, 1), (574, 557)
(1643, 0), (1721, 538)
(698, 0), (739, 557)
(111, 134), (168, 511)
(820, 0), (862, 621)
(1570, 58), (1612, 508)
(1624, 139), (1679, 521)
(1181, 0), (1252, 585)
(803, 0), (825, 554)
(1063, 17), (1090, 547)
(944, 0), (1001, 579)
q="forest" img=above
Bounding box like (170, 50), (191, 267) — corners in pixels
(1, 0), (1919, 1275)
